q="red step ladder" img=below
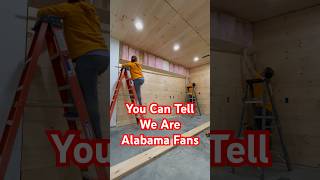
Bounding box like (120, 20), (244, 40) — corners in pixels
(110, 68), (143, 124)
(0, 16), (107, 179)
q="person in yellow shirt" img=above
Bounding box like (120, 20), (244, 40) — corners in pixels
(37, 0), (108, 139)
(253, 67), (274, 131)
(253, 83), (272, 111)
(122, 55), (144, 105)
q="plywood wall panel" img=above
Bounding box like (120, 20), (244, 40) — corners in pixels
(211, 51), (243, 131)
(189, 64), (210, 115)
(253, 6), (320, 166)
(116, 70), (186, 126)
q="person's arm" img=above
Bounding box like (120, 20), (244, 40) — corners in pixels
(121, 62), (131, 68)
(37, 3), (70, 18)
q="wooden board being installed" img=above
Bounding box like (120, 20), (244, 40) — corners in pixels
(110, 121), (210, 180)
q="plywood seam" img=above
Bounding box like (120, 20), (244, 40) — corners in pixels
(163, 0), (209, 46)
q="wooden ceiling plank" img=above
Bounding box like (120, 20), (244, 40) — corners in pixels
(110, 0), (210, 67)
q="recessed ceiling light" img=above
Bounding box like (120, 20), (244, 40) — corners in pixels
(193, 56), (199, 62)
(173, 44), (180, 51)
(134, 19), (144, 31)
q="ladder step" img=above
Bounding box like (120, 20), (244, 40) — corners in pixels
(244, 100), (263, 104)
(16, 86), (23, 92)
(63, 103), (74, 107)
(65, 117), (78, 121)
(64, 112), (78, 117)
(58, 85), (70, 91)
(64, 112), (79, 121)
(7, 120), (14, 126)
(14, 102), (22, 107)
(50, 54), (60, 61)
(25, 58), (32, 64)
(254, 116), (275, 119)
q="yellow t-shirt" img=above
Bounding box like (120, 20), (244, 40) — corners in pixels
(123, 62), (144, 80)
(37, 2), (107, 60)
(253, 81), (272, 112)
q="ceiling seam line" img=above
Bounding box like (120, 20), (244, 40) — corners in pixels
(163, 0), (209, 46)
(254, 3), (320, 23)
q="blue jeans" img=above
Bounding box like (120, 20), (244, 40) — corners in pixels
(133, 78), (144, 105)
(74, 54), (109, 138)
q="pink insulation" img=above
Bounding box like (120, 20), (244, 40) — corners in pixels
(120, 43), (188, 76)
(155, 57), (164, 69)
(121, 44), (129, 60)
(169, 63), (174, 72)
(173, 64), (180, 74)
(148, 54), (156, 67)
(212, 11), (253, 47)
(128, 47), (136, 60)
(143, 52), (148, 65)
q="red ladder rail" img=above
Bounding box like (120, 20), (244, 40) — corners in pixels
(48, 21), (108, 179)
(0, 22), (49, 179)
(123, 69), (144, 124)
(0, 16), (108, 180)
(110, 68), (144, 124)
(110, 68), (125, 119)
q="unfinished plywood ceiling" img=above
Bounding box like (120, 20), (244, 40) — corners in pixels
(212, 0), (320, 22)
(111, 0), (210, 68)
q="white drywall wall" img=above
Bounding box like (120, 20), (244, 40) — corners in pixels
(0, 0), (27, 179)
(110, 37), (120, 127)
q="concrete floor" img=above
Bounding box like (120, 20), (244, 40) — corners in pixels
(110, 115), (320, 180)
(110, 115), (210, 180)
(212, 163), (320, 180)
